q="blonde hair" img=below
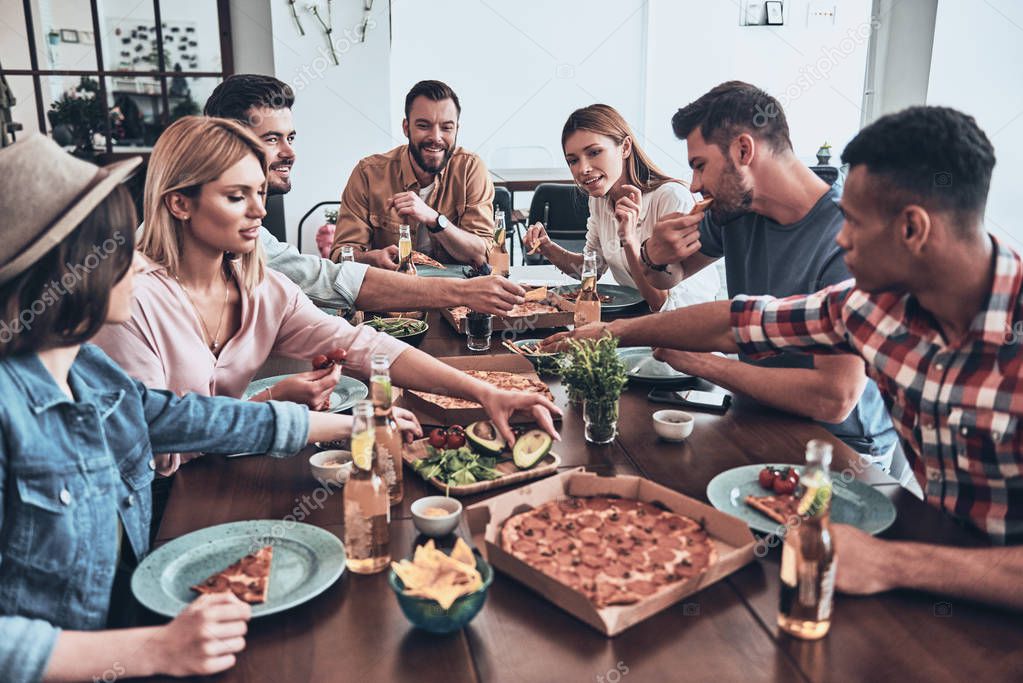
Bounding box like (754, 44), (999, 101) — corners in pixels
(561, 104), (685, 194)
(140, 115), (268, 292)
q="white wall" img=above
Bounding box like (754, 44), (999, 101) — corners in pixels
(268, 0), (393, 247)
(390, 0), (648, 173)
(644, 0), (873, 180)
(927, 0), (1023, 252)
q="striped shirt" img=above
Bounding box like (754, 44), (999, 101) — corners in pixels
(730, 235), (1023, 543)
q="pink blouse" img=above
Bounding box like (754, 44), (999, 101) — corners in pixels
(93, 254), (408, 397)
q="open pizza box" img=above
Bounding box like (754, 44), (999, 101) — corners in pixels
(395, 354), (557, 426)
(465, 468), (756, 637)
(441, 289), (576, 333)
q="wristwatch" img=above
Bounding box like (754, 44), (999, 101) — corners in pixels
(428, 213), (449, 234)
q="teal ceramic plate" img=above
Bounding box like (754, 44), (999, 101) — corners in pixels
(616, 346), (693, 383)
(243, 374), (368, 413)
(415, 265), (464, 278)
(132, 520), (346, 618)
(706, 464), (897, 537)
(554, 283), (644, 312)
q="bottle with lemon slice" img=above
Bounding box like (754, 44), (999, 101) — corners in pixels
(371, 354), (403, 505)
(344, 400), (391, 574)
(397, 224), (416, 274)
(778, 439), (837, 639)
(488, 208), (510, 277)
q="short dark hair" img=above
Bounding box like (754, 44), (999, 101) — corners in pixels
(0, 185), (136, 357)
(672, 81), (792, 154)
(204, 74), (295, 123)
(842, 106), (995, 226)
(404, 80), (461, 120)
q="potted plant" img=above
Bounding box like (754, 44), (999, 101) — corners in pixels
(558, 333), (628, 444)
(816, 142), (832, 166)
(47, 77), (106, 159)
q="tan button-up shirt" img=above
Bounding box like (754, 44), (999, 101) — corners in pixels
(330, 144), (495, 264)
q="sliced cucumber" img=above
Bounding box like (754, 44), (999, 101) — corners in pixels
(512, 429), (553, 469)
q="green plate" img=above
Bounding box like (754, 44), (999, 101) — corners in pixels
(415, 265), (465, 278)
(706, 464), (897, 537)
(554, 283), (644, 312)
(616, 346), (694, 384)
(243, 374), (368, 413)
(131, 520), (346, 618)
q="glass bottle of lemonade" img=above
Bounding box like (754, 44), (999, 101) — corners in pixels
(343, 400), (390, 574)
(778, 439), (837, 639)
(370, 354), (403, 505)
(574, 249), (601, 327)
(397, 224), (416, 275)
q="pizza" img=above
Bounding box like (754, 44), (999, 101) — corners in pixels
(408, 370), (553, 410)
(411, 251), (445, 268)
(744, 494), (801, 525)
(191, 545), (273, 604)
(450, 302), (559, 320)
(500, 496), (716, 607)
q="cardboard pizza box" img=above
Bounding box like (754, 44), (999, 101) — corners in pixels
(441, 290), (576, 333)
(394, 354), (557, 426)
(465, 469), (756, 637)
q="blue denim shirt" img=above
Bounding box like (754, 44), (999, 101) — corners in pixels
(0, 344), (310, 682)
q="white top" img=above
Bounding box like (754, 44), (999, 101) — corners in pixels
(583, 183), (720, 310)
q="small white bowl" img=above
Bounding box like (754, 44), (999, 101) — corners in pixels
(652, 410), (695, 442)
(411, 496), (463, 537)
(310, 449), (353, 485)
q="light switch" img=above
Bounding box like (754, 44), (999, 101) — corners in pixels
(808, 2), (837, 26)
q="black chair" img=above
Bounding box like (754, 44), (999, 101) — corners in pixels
(263, 194), (288, 243)
(521, 183), (590, 265)
(297, 201), (340, 254)
(493, 185), (515, 261)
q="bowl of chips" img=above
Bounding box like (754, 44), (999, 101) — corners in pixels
(389, 538), (493, 634)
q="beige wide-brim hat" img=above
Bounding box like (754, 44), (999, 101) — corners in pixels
(0, 133), (142, 286)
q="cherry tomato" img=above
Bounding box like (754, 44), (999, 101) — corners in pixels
(773, 476), (797, 495)
(758, 467), (776, 489)
(327, 348), (346, 365)
(312, 354), (330, 370)
(786, 469), (800, 486)
(427, 428), (448, 449)
(445, 431), (466, 449)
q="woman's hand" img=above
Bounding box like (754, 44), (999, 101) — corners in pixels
(151, 592), (251, 677)
(614, 184), (642, 250)
(268, 366), (341, 410)
(476, 385), (562, 447)
(391, 406), (423, 444)
(522, 222), (551, 256)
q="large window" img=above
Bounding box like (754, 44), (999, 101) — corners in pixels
(0, 0), (232, 156)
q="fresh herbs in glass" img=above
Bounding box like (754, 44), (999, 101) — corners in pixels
(558, 333), (628, 444)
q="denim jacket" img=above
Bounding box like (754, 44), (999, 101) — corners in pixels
(0, 344), (309, 682)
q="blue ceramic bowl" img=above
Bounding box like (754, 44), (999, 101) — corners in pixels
(513, 338), (564, 375)
(388, 553), (493, 634)
(365, 316), (429, 348)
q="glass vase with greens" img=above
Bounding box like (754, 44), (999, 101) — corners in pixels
(558, 333), (628, 444)
(47, 77), (106, 159)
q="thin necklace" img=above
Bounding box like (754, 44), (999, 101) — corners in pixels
(175, 269), (231, 353)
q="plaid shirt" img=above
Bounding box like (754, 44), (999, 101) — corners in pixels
(730, 236), (1023, 544)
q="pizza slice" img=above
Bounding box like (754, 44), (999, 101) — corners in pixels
(744, 494), (801, 525)
(412, 251), (445, 268)
(191, 545), (273, 604)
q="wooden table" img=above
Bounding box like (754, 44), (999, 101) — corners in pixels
(143, 311), (1023, 682)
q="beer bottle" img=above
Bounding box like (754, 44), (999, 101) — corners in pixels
(397, 224), (416, 275)
(574, 249), (601, 327)
(343, 400), (391, 574)
(370, 354), (403, 505)
(778, 439), (837, 639)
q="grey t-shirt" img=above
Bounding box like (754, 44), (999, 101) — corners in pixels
(700, 187), (897, 456)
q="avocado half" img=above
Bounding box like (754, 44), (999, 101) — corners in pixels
(513, 430), (553, 469)
(466, 421), (507, 457)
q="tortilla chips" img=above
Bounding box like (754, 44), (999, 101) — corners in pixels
(392, 538), (482, 610)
